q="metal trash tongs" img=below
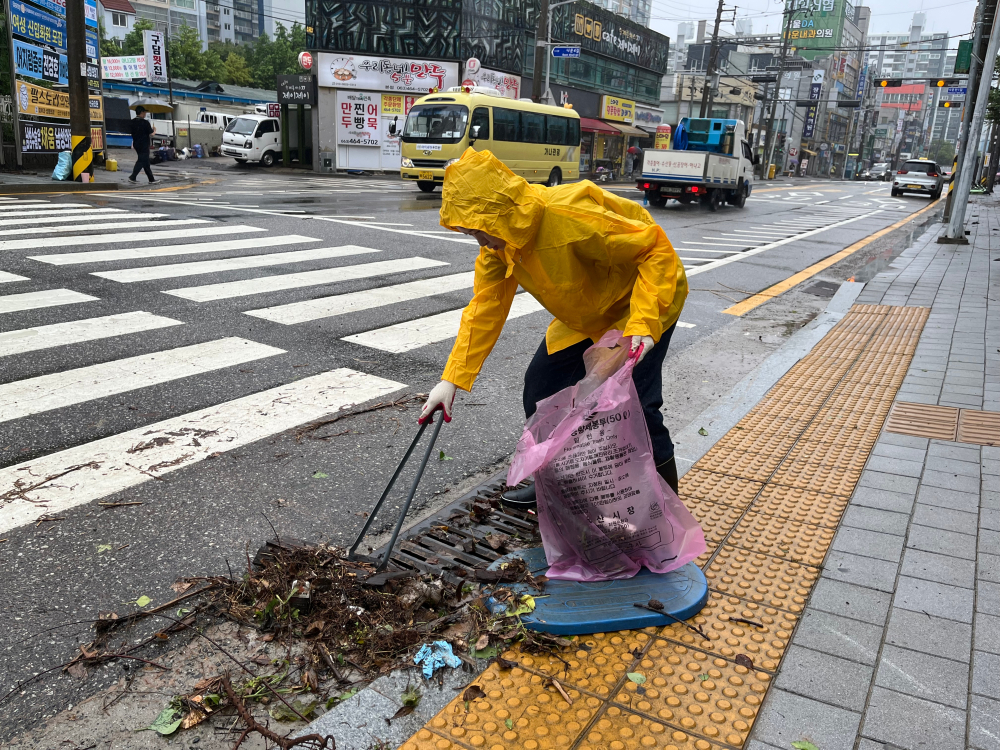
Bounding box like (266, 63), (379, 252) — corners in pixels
(347, 403), (449, 571)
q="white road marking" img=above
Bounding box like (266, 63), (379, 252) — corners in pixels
(675, 321), (696, 328)
(0, 272), (28, 283)
(344, 293), (545, 353)
(0, 337), (283, 423)
(31, 235), (315, 266)
(0, 311), (183, 357)
(0, 288), (98, 314)
(94, 245), (380, 283)
(678, 241), (762, 248)
(702, 236), (769, 243)
(0, 204), (100, 216)
(246, 271), (477, 325)
(0, 209), (128, 226)
(165, 256), (449, 302)
(0, 218), (209, 238)
(672, 247), (743, 254)
(0, 368), (405, 532)
(1, 225), (267, 251)
(686, 210), (880, 278)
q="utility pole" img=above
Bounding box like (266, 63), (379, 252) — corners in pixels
(762, 6), (797, 179)
(941, 2), (1000, 242)
(165, 29), (177, 147)
(532, 0), (550, 103)
(944, 6), (983, 222)
(67, 0), (92, 181)
(699, 0), (726, 117)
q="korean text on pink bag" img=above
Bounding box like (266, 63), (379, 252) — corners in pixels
(508, 331), (706, 581)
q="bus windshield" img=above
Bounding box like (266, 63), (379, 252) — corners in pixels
(402, 104), (469, 144)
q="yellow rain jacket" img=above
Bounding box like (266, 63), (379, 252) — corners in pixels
(439, 148), (688, 391)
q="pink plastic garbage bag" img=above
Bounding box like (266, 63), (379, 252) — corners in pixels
(508, 331), (706, 581)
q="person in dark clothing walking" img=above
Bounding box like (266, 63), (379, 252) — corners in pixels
(129, 106), (156, 184)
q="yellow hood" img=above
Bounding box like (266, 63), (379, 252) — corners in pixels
(440, 149), (546, 250)
(437, 147), (688, 391)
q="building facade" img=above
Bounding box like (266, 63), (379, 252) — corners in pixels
(99, 0), (137, 47)
(306, 0), (669, 175)
(589, 0), (651, 28)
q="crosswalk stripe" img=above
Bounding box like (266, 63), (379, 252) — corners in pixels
(245, 271), (477, 325)
(0, 311), (183, 358)
(0, 272), (28, 283)
(0, 368), (405, 532)
(31, 234), (314, 266)
(0, 218), (209, 239)
(0, 288), (98, 314)
(93, 245), (380, 283)
(673, 248), (742, 254)
(164, 256), (449, 302)
(0, 225), (267, 251)
(343, 293), (545, 353)
(0, 204), (110, 217)
(0, 337), (284, 424)
(0, 209), (129, 227)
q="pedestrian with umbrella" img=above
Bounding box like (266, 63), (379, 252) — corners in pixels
(129, 105), (157, 184)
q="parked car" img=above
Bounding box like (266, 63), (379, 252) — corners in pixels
(869, 162), (892, 181)
(222, 114), (282, 166)
(891, 159), (944, 199)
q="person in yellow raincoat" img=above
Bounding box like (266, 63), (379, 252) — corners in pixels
(419, 148), (688, 500)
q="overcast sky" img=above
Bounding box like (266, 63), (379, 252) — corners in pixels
(649, 0), (978, 45)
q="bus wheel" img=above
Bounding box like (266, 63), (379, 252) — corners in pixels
(546, 168), (562, 187)
(417, 181), (437, 193)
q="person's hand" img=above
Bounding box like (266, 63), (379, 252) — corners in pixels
(631, 335), (655, 363)
(419, 380), (458, 423)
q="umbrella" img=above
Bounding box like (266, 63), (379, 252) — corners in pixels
(130, 98), (174, 113)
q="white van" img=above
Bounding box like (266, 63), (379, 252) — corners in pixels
(196, 111), (235, 130)
(222, 114), (282, 166)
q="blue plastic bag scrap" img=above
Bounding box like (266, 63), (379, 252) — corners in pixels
(51, 151), (72, 181)
(413, 640), (461, 678)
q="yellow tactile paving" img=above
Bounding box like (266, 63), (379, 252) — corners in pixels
(404, 304), (928, 750)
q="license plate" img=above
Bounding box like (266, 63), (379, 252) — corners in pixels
(419, 171), (433, 181)
(662, 187), (682, 194)
(907, 184), (923, 189)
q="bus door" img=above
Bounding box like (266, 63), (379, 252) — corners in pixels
(470, 106), (491, 151)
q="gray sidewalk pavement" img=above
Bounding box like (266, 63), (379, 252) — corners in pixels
(748, 194), (1000, 750)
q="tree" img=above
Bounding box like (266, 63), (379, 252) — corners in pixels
(927, 139), (955, 165)
(224, 52), (253, 86)
(168, 23), (225, 81)
(98, 19), (120, 57)
(121, 18), (155, 56)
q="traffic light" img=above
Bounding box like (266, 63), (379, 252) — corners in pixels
(939, 101), (961, 108)
(877, 79), (903, 88)
(934, 78), (963, 87)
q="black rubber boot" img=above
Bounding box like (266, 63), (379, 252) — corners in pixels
(500, 482), (537, 510)
(656, 457), (679, 495)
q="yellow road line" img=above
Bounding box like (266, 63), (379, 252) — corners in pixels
(722, 197), (942, 316)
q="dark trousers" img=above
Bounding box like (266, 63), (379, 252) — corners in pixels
(523, 325), (676, 464)
(130, 149), (154, 181)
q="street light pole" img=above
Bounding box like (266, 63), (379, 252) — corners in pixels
(763, 6), (797, 179)
(942, 3), (1000, 242)
(541, 0), (576, 105)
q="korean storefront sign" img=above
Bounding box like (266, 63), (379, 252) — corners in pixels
(277, 74), (316, 104)
(550, 1), (669, 74)
(600, 95), (635, 124)
(19, 120), (71, 152)
(16, 80), (103, 122)
(380, 94), (415, 167)
(143, 30), (167, 84)
(802, 70), (824, 138)
(10, 0), (66, 49)
(101, 55), (147, 80)
(337, 90), (380, 146)
(318, 54), (458, 94)
(461, 67), (520, 99)
(13, 39), (67, 84)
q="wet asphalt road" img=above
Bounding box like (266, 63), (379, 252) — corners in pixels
(0, 163), (938, 738)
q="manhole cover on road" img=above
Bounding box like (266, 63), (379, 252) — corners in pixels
(803, 280), (840, 298)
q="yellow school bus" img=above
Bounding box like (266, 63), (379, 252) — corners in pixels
(400, 88), (581, 192)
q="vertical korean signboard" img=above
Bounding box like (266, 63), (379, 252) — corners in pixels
(379, 93), (415, 170)
(337, 91), (380, 146)
(144, 30), (168, 84)
(802, 70), (824, 138)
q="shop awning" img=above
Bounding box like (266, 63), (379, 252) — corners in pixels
(800, 147), (818, 155)
(604, 121), (648, 137)
(580, 117), (620, 134)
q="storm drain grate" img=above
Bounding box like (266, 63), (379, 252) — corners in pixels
(371, 473), (541, 585)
